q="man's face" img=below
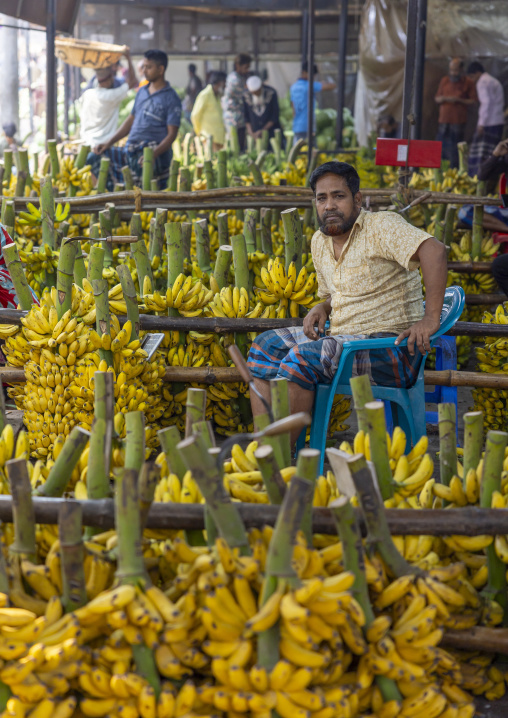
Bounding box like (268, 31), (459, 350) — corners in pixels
(468, 71), (482, 85)
(214, 82), (225, 97)
(96, 69), (114, 88)
(238, 63), (251, 76)
(449, 60), (463, 82)
(315, 174), (362, 237)
(144, 59), (164, 82)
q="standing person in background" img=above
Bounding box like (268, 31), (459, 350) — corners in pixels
(89, 50), (181, 190)
(290, 62), (335, 146)
(183, 64), (203, 121)
(80, 51), (138, 149)
(222, 53), (252, 152)
(83, 49), (136, 91)
(243, 76), (284, 145)
(467, 61), (505, 177)
(434, 58), (477, 168)
(191, 71), (226, 150)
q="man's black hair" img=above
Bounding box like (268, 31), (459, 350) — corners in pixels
(144, 49), (168, 72)
(2, 123), (16, 139)
(309, 161), (360, 196)
(302, 61), (318, 75)
(467, 61), (484, 75)
(188, 63), (197, 73)
(209, 70), (227, 86)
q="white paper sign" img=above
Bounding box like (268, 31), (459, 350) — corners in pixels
(397, 144), (408, 162)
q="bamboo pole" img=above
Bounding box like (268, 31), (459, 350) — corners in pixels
(14, 149), (29, 196)
(86, 417), (108, 502)
(213, 244), (233, 290)
(56, 240), (76, 319)
(2, 244), (34, 310)
(192, 420), (216, 448)
(35, 427), (90, 497)
(463, 411), (483, 483)
(158, 426), (187, 480)
(6, 458), (36, 560)
(194, 218), (211, 273)
(365, 401), (394, 500)
(177, 432), (250, 552)
(58, 501), (87, 611)
(438, 403), (457, 486)
(230, 127), (241, 157)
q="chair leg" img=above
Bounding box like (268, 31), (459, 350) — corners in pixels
(309, 385), (336, 475)
(384, 401), (394, 435)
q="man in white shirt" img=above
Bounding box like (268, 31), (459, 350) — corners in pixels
(467, 61), (506, 177)
(80, 49), (137, 148)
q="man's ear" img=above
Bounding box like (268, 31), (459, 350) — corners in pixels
(354, 191), (362, 208)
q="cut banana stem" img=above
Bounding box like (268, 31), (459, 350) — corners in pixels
(56, 240), (76, 320)
(217, 212), (229, 247)
(165, 221), (184, 291)
(138, 461), (160, 530)
(332, 496), (402, 702)
(472, 181), (486, 260)
(2, 243), (34, 311)
(47, 139), (60, 180)
(142, 146), (154, 191)
(114, 467), (149, 585)
(148, 208), (167, 261)
(254, 444), (286, 505)
(92, 278), (113, 366)
(203, 159), (215, 190)
(192, 420), (216, 448)
(124, 411), (145, 474)
(86, 418), (108, 499)
(231, 233), (250, 291)
(58, 500), (87, 611)
(255, 412), (286, 472)
(131, 213), (153, 296)
(76, 143), (90, 169)
(261, 207), (273, 254)
(347, 452), (416, 577)
(35, 426), (90, 497)
(438, 402), (457, 487)
(185, 388), (207, 438)
(181, 221), (192, 264)
(443, 204), (457, 248)
(249, 160), (263, 186)
(116, 264), (140, 340)
(194, 218), (212, 273)
(270, 379), (291, 468)
(350, 374), (374, 433)
(244, 209), (257, 252)
(213, 244), (233, 290)
(296, 449), (320, 543)
(87, 244), (105, 283)
(168, 157), (180, 191)
(73, 251), (87, 289)
(99, 208), (114, 267)
(463, 411), (484, 483)
(7, 458), (36, 561)
(121, 164), (134, 190)
(40, 176), (56, 251)
(217, 148), (228, 188)
(177, 431), (250, 554)
(365, 400), (394, 500)
(3, 149), (12, 185)
(158, 425), (187, 480)
(281, 207), (303, 275)
(96, 156), (110, 194)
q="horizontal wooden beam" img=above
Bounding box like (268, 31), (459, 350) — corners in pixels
(0, 496), (503, 535)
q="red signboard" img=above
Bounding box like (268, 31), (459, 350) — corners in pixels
(375, 138), (443, 168)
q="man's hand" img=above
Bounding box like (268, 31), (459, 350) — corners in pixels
(93, 144), (109, 155)
(477, 125), (484, 136)
(303, 302), (330, 340)
(494, 140), (508, 157)
(395, 316), (441, 356)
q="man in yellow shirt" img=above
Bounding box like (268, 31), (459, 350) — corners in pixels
(247, 161), (447, 444)
(191, 71), (227, 150)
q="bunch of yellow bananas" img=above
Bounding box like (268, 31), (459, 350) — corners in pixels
(473, 303), (508, 430)
(143, 274), (213, 317)
(55, 155), (93, 194)
(209, 286), (251, 319)
(257, 259), (319, 318)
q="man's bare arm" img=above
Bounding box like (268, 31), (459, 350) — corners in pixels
(94, 114), (134, 153)
(395, 237), (447, 355)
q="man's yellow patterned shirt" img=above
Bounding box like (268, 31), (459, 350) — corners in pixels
(311, 209), (432, 336)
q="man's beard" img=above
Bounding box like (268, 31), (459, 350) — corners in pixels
(317, 208), (360, 236)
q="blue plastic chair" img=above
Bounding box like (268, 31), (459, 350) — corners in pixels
(297, 286), (465, 475)
(424, 335), (459, 438)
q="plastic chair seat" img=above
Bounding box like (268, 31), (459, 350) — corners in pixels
(296, 287), (465, 474)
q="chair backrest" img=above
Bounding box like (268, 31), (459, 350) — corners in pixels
(426, 286), (465, 339)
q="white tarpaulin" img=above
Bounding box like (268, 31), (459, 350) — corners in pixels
(354, 0), (508, 146)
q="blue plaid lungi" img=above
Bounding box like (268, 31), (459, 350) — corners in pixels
(468, 125), (504, 178)
(247, 328), (423, 391)
(87, 141), (172, 191)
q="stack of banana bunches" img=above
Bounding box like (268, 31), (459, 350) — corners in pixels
(0, 388), (503, 718)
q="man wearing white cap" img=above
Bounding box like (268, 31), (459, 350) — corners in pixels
(243, 75), (284, 144)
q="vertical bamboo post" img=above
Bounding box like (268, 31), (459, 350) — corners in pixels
(3, 150), (12, 186)
(166, 222), (184, 305)
(442, 204), (457, 248)
(149, 208), (167, 261)
(438, 403), (457, 486)
(230, 126), (241, 157)
(76, 144), (90, 169)
(249, 161), (263, 186)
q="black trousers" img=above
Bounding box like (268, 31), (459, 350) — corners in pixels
(492, 254), (508, 297)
